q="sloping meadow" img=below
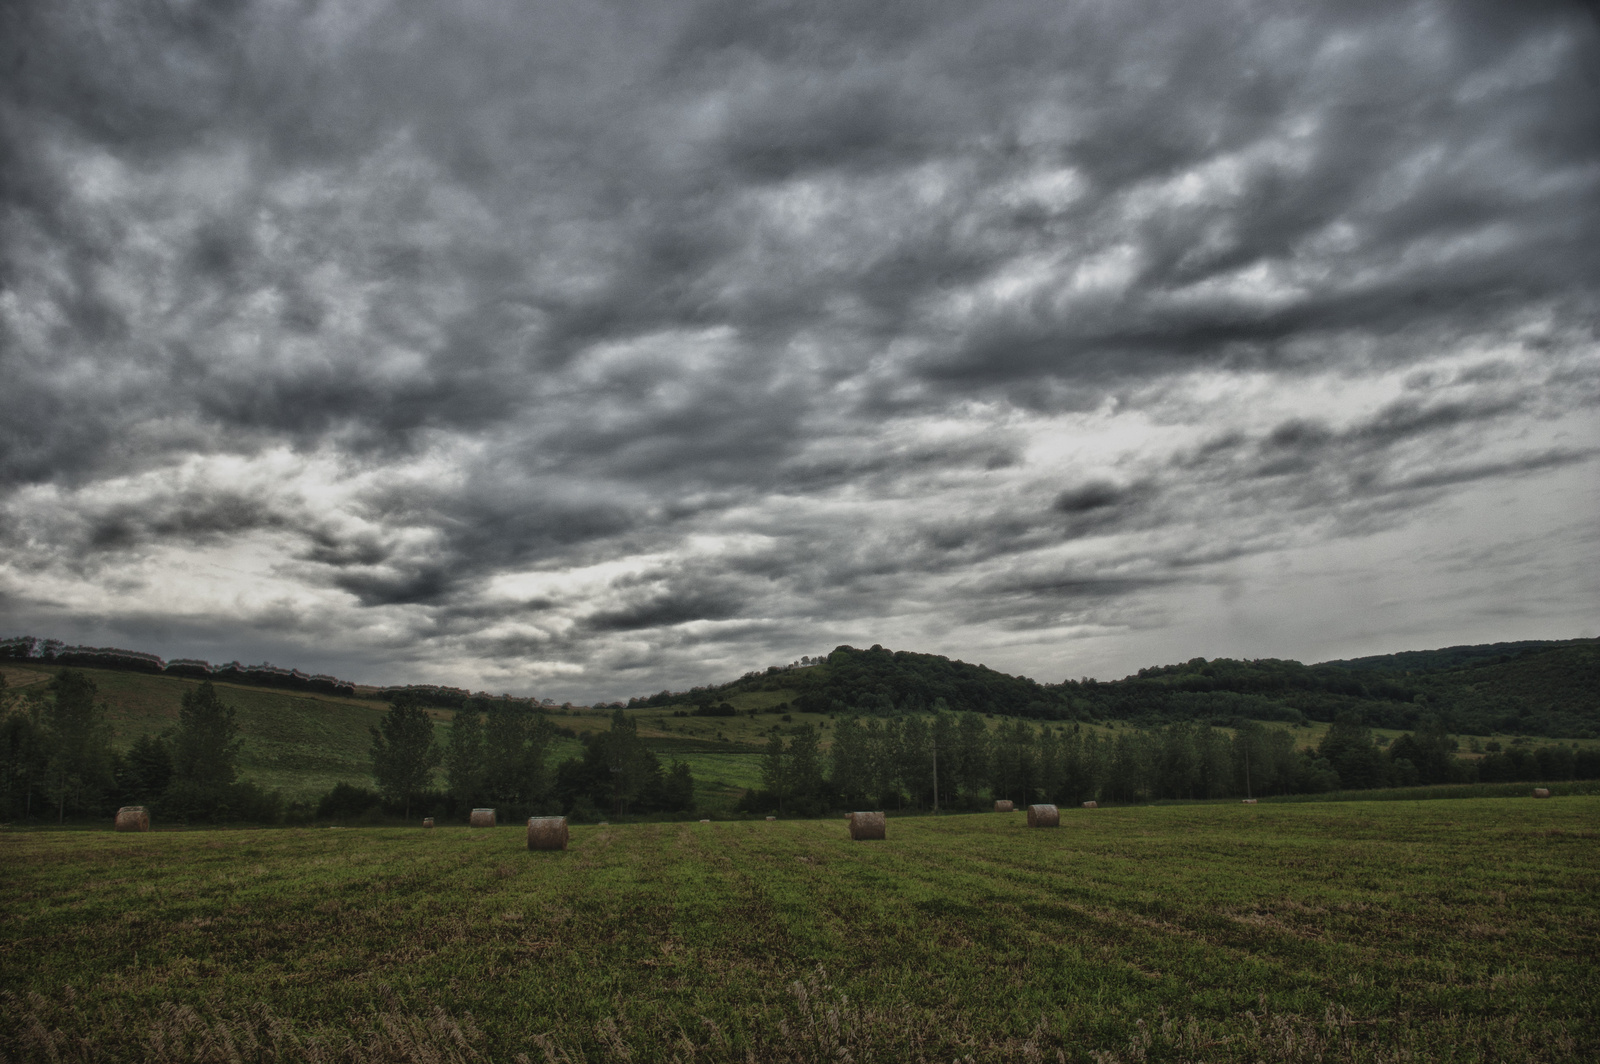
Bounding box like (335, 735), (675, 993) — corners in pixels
(3, 800), (1596, 1062)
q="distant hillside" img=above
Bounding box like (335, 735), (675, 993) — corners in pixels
(1320, 640), (1583, 673)
(632, 639), (1600, 739)
(6, 634), (1597, 756)
(0, 661), (397, 800)
(1404, 642), (1600, 738)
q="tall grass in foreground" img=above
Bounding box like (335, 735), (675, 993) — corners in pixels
(3, 799), (1597, 1062)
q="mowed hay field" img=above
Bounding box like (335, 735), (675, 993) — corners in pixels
(4, 801), (1598, 1063)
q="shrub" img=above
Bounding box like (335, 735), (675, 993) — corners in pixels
(316, 782), (382, 821)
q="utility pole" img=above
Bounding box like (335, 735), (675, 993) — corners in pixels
(931, 740), (938, 814)
(1244, 742), (1252, 800)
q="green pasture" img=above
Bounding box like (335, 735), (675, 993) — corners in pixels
(0, 664), (781, 804)
(3, 798), (1597, 1062)
(3, 663), (407, 801)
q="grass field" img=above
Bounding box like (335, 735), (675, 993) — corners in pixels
(1, 663), (410, 801)
(0, 664), (789, 805)
(3, 799), (1597, 1062)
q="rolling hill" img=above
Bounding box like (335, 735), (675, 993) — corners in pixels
(634, 638), (1600, 738)
(2, 635), (1596, 810)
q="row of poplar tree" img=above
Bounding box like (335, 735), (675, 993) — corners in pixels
(740, 711), (1563, 815)
(7, 672), (1588, 824)
(0, 672), (273, 822)
(371, 699), (694, 821)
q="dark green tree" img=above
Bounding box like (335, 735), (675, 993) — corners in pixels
(1317, 712), (1387, 790)
(0, 692), (51, 820)
(930, 712), (960, 809)
(370, 693), (443, 819)
(117, 733), (174, 804)
(663, 760), (695, 812)
(480, 701), (555, 811)
(1388, 715), (1462, 785)
(761, 732), (788, 813)
(786, 724), (825, 812)
(826, 716), (868, 805)
(167, 681), (242, 820)
(861, 717), (897, 807)
(954, 712), (989, 799)
(172, 682), (240, 788)
(556, 709), (663, 817)
(445, 706), (485, 803)
(989, 718), (1039, 806)
(44, 670), (114, 822)
(1103, 728), (1152, 803)
(898, 715), (933, 809)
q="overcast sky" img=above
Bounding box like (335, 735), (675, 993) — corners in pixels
(2, 0), (1597, 700)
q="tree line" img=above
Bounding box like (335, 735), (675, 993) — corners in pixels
(740, 710), (1600, 815)
(318, 698), (696, 822)
(4, 671), (1593, 825)
(0, 675), (697, 824)
(0, 672), (280, 823)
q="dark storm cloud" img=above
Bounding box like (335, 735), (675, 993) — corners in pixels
(87, 491), (291, 551)
(1054, 481), (1129, 514)
(584, 585), (748, 634)
(2, 0), (1597, 694)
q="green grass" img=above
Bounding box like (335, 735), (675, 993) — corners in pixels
(3, 663), (409, 801)
(1253, 780), (1600, 803)
(1, 664), (785, 806)
(3, 798), (1597, 1062)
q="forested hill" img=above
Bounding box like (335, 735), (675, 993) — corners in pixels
(6, 632), (1596, 738)
(634, 639), (1600, 739)
(1320, 639), (1586, 673)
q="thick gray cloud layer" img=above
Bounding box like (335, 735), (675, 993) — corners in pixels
(2, 0), (1597, 695)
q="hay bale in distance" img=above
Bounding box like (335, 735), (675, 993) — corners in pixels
(700, 818), (711, 823)
(470, 808), (496, 828)
(849, 811), (886, 840)
(1533, 788), (1551, 799)
(527, 816), (569, 851)
(422, 817), (435, 828)
(993, 800), (1014, 812)
(765, 816), (776, 821)
(1080, 801), (1097, 809)
(1027, 804), (1060, 828)
(1241, 799), (1257, 805)
(114, 806), (149, 832)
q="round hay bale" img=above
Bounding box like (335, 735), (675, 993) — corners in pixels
(526, 816), (569, 851)
(765, 815), (776, 821)
(422, 817), (435, 828)
(470, 808), (497, 828)
(700, 818), (711, 823)
(1533, 788), (1551, 799)
(114, 806), (149, 832)
(1027, 804), (1060, 828)
(1241, 798), (1257, 805)
(993, 800), (1014, 812)
(848, 811), (886, 840)
(1080, 801), (1097, 809)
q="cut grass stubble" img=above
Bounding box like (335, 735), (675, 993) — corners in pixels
(2, 798), (1597, 1062)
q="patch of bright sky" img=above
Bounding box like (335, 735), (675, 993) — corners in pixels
(486, 552), (678, 604)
